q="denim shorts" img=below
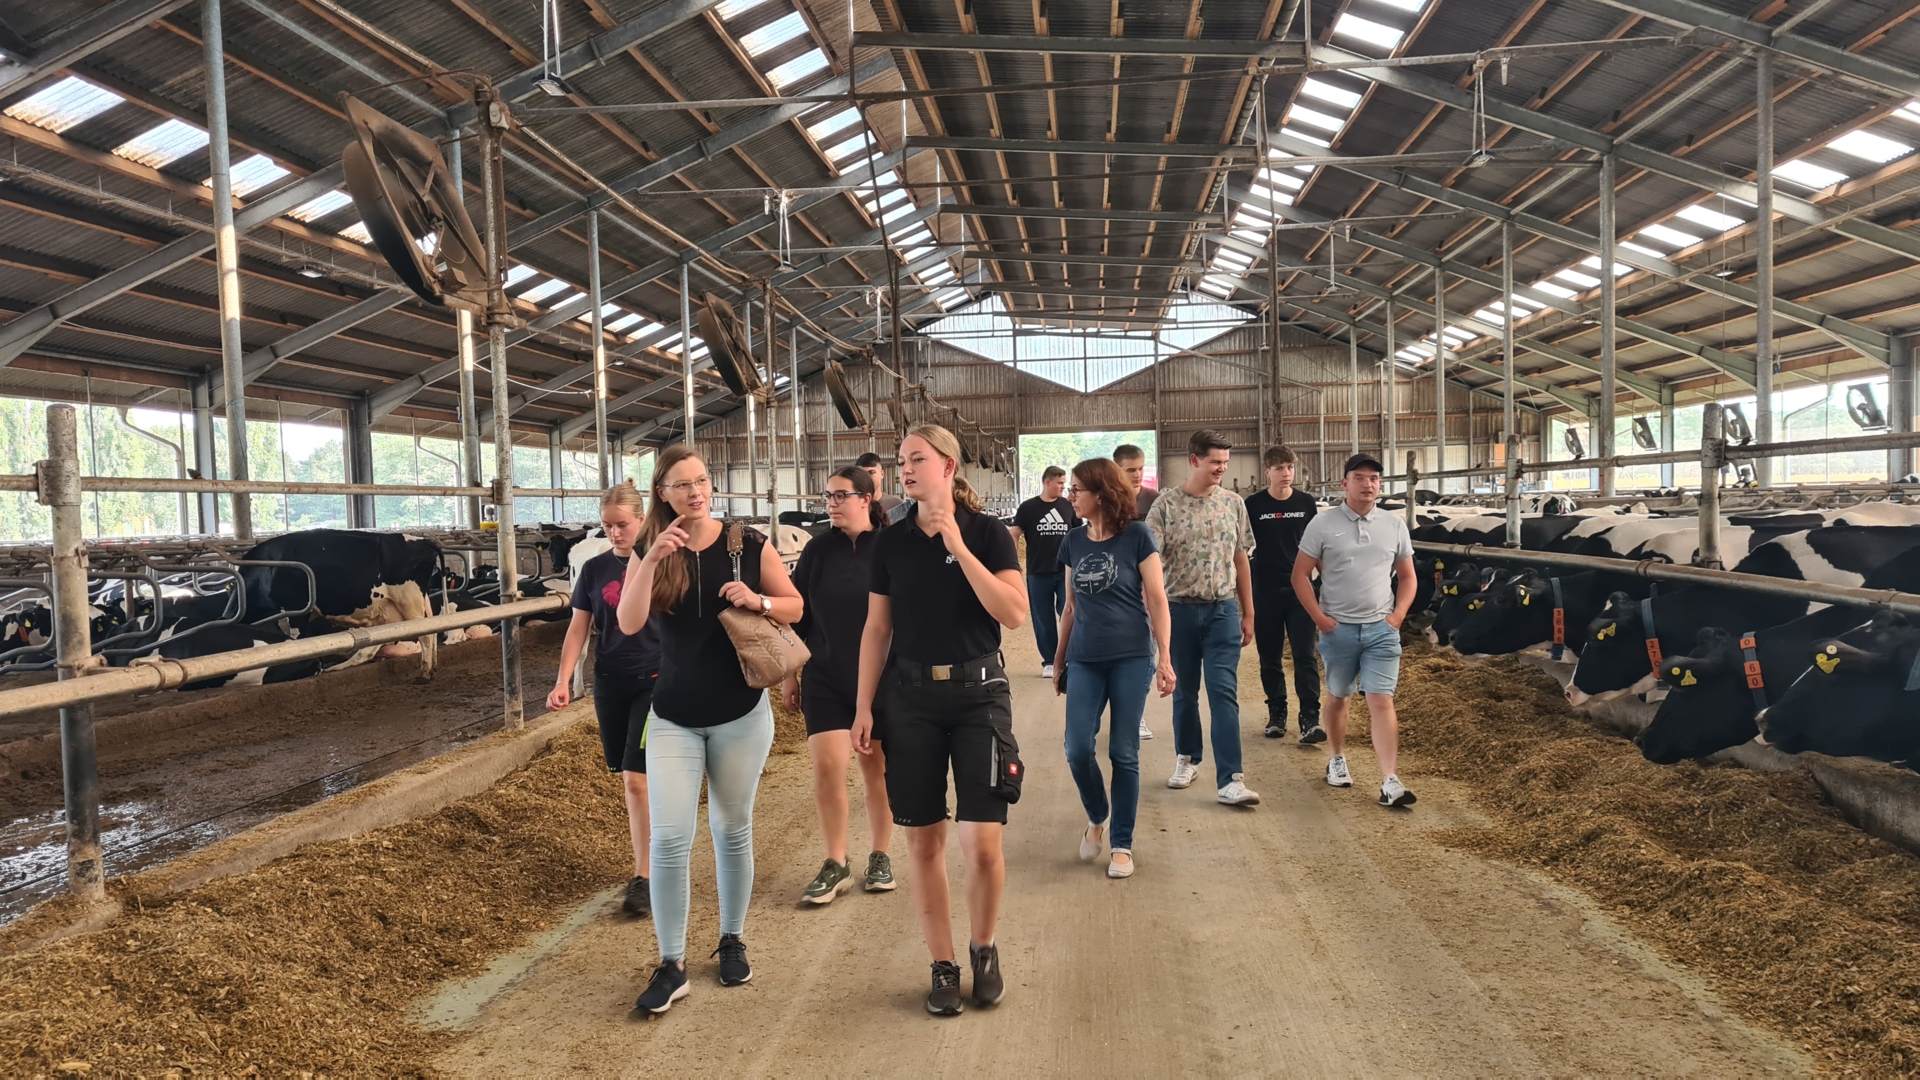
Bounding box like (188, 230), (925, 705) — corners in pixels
(1318, 619), (1403, 697)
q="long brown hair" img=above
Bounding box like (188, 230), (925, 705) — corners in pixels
(832, 465), (886, 531)
(903, 422), (983, 514)
(640, 443), (701, 613)
(1071, 457), (1134, 535)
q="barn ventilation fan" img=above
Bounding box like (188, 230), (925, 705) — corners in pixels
(1563, 426), (1586, 460)
(822, 359), (867, 430)
(1846, 383), (1889, 431)
(341, 95), (488, 309)
(1631, 415), (1658, 451)
(695, 293), (762, 399)
(1723, 402), (1754, 444)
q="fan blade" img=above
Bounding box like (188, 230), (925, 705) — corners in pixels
(696, 293), (762, 399)
(823, 360), (867, 431)
(341, 96), (489, 309)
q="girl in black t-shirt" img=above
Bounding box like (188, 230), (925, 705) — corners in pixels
(783, 466), (896, 904)
(548, 480), (661, 920)
(853, 423), (1028, 1017)
(615, 444), (803, 1016)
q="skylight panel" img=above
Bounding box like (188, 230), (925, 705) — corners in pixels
(1440, 326), (1473, 342)
(825, 134), (871, 161)
(717, 0), (772, 15)
(1638, 222), (1701, 248)
(1773, 158), (1848, 190)
(596, 302), (624, 319)
(553, 292), (589, 310)
(905, 245), (934, 262)
(504, 263), (538, 287)
(113, 119), (209, 168)
(655, 331), (682, 350)
(1281, 127), (1332, 148)
(1287, 105), (1345, 133)
(606, 312), (643, 332)
(1299, 78), (1364, 110)
(518, 278), (569, 303)
(1509, 294), (1544, 310)
(338, 221), (372, 244)
(880, 202), (916, 224)
(1269, 172), (1305, 191)
(1554, 267), (1600, 288)
(1231, 227), (1267, 243)
(1827, 128), (1912, 164)
(627, 321), (666, 342)
(1578, 254), (1632, 276)
(5, 77), (123, 134)
(1896, 100), (1920, 125)
(213, 153), (291, 198)
(1331, 13), (1403, 50)
(1366, 0), (1426, 10)
(767, 48), (829, 90)
(807, 107), (861, 141)
(1531, 279), (1577, 299)
(1474, 307), (1506, 324)
(739, 11), (807, 56)
(1675, 204), (1743, 232)
(895, 226), (933, 246)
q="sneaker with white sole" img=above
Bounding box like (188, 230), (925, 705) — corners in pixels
(1078, 822), (1104, 862)
(635, 961), (689, 1015)
(1139, 721), (1154, 740)
(1298, 723), (1328, 745)
(1168, 755), (1198, 788)
(1042, 663), (1055, 680)
(1325, 754), (1353, 787)
(1217, 774), (1261, 806)
(1379, 775), (1417, 807)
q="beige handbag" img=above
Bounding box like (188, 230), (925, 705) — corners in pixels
(716, 521), (810, 689)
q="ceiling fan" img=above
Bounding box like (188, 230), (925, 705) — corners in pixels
(340, 95), (488, 309)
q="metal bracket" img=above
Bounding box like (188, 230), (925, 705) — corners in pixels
(34, 457), (77, 507)
(488, 477), (509, 505)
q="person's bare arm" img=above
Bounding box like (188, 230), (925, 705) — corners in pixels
(547, 609), (593, 710)
(1141, 553), (1176, 697)
(618, 516), (689, 634)
(718, 541), (803, 622)
(851, 595), (893, 755)
(1387, 555), (1417, 629)
(1052, 590), (1076, 696)
(1234, 549), (1255, 646)
(1293, 552), (1335, 633)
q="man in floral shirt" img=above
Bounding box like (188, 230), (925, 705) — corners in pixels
(1146, 429), (1258, 807)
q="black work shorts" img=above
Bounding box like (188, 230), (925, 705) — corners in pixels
(801, 672), (888, 741)
(593, 671), (656, 774)
(883, 657), (1017, 828)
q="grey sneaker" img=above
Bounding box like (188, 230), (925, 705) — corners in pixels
(1326, 754), (1353, 788)
(622, 875), (651, 918)
(927, 960), (965, 1016)
(863, 851), (896, 892)
(1299, 723), (1328, 745)
(969, 942), (1005, 1006)
(803, 859), (852, 905)
(1380, 775), (1417, 807)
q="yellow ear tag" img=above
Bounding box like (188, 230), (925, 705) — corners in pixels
(1596, 624), (1616, 640)
(1444, 585), (1457, 595)
(1521, 592), (1532, 606)
(1680, 670), (1697, 686)
(1815, 653), (1841, 674)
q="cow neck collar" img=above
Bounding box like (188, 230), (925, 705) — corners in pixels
(1906, 646), (1920, 692)
(1738, 631), (1770, 713)
(1641, 597), (1663, 669)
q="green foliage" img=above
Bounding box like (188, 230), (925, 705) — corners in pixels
(1016, 429), (1155, 497)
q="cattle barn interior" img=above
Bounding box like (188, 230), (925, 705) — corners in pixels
(3, 0), (1920, 1072)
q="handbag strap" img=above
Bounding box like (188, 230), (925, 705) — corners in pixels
(727, 520), (744, 583)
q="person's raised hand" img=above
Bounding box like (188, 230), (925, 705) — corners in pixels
(643, 515), (691, 564)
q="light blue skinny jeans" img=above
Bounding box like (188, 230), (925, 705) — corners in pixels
(647, 693), (775, 963)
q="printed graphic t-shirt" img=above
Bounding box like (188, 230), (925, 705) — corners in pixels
(1012, 495), (1080, 576)
(1244, 488), (1318, 596)
(1145, 486), (1253, 603)
(1057, 522), (1158, 663)
(569, 550), (662, 680)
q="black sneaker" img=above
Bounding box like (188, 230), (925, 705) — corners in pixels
(927, 960), (965, 1016)
(635, 961), (688, 1014)
(1299, 723), (1328, 745)
(863, 851), (896, 892)
(713, 934), (752, 986)
(1263, 720), (1286, 738)
(622, 875), (651, 918)
(969, 942), (1005, 1007)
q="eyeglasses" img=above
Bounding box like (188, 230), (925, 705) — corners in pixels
(1066, 486), (1085, 496)
(823, 490), (869, 504)
(666, 475), (712, 495)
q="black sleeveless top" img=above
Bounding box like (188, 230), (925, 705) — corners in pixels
(652, 524), (765, 727)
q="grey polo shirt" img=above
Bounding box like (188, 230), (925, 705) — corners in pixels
(1297, 500), (1413, 623)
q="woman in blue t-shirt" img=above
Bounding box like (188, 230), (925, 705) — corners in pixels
(1053, 457), (1175, 879)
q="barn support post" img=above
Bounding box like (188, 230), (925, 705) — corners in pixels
(1889, 334), (1915, 481)
(588, 210), (611, 490)
(791, 324), (804, 499)
(478, 83), (522, 731)
(1385, 299), (1398, 499)
(1405, 453), (1418, 529)
(450, 134), (484, 531)
(681, 261), (696, 450)
(1698, 402), (1726, 570)
(1317, 388), (1327, 490)
(42, 404), (104, 903)
(190, 374), (218, 533)
(1434, 266), (1447, 497)
(1503, 434), (1522, 548)
(1754, 51), (1776, 487)
(344, 396), (375, 528)
(1597, 154), (1618, 498)
(1659, 385), (1676, 488)
(548, 427), (564, 521)
(204, 0), (251, 541)
(1501, 222), (1515, 471)
(1587, 399), (1601, 492)
(1348, 322), (1359, 460)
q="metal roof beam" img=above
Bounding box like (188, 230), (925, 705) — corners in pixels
(958, 250), (1202, 268)
(854, 31), (1306, 60)
(939, 202), (1214, 224)
(0, 0), (194, 96)
(909, 134), (1248, 160)
(1593, 0), (1920, 100)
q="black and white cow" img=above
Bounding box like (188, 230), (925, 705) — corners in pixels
(1758, 614), (1920, 765)
(239, 529), (443, 626)
(1448, 566), (1655, 656)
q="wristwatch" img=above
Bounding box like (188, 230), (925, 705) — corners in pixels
(759, 594), (772, 614)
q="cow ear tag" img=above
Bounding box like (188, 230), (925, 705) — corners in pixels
(1521, 592), (1531, 606)
(1814, 653), (1841, 675)
(1680, 669), (1697, 686)
(1444, 585), (1457, 595)
(1596, 624), (1616, 640)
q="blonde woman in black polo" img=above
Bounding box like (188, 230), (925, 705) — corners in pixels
(853, 422), (1027, 1017)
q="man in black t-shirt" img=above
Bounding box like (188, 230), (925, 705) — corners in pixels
(1115, 443), (1158, 520)
(1244, 445), (1324, 742)
(1009, 465), (1080, 677)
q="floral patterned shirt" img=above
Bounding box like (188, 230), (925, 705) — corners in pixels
(1145, 485), (1254, 602)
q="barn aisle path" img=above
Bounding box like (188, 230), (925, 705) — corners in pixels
(431, 634), (1805, 1077)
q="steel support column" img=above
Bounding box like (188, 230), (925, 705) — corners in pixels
(451, 134), (484, 530)
(1597, 155), (1618, 497)
(189, 374), (218, 533)
(1434, 269), (1447, 496)
(588, 211), (610, 488)
(1660, 385), (1677, 489)
(204, 0), (250, 539)
(478, 89), (522, 731)
(1502, 222), (1515, 455)
(1891, 334), (1916, 480)
(681, 262), (695, 448)
(1754, 50), (1776, 487)
(1385, 300), (1398, 498)
(345, 396), (375, 527)
(43, 404), (103, 903)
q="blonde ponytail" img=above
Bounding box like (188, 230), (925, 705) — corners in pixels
(601, 477), (643, 517)
(905, 422), (983, 514)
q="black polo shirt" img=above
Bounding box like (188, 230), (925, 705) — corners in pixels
(791, 527), (879, 698)
(870, 503), (1021, 665)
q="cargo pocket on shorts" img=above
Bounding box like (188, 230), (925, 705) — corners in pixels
(989, 724), (1024, 804)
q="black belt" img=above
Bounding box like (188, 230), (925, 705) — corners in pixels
(892, 651), (1006, 685)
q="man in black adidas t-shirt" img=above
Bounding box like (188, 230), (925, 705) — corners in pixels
(1245, 445), (1324, 742)
(1010, 465), (1081, 678)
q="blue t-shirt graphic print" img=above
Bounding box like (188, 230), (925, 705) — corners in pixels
(1057, 521), (1158, 664)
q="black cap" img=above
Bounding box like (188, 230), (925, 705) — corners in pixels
(1343, 453), (1385, 476)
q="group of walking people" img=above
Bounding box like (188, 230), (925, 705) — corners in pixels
(548, 422), (1422, 1022)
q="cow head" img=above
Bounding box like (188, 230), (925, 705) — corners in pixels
(1759, 615), (1920, 763)
(1569, 592), (1654, 702)
(1427, 564), (1501, 648)
(396, 537), (443, 594)
(1637, 627), (1756, 764)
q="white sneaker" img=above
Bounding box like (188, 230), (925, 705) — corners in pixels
(1078, 822), (1103, 862)
(1042, 663), (1055, 679)
(1325, 754), (1353, 788)
(1379, 775), (1417, 807)
(1168, 755), (1198, 788)
(1138, 721), (1154, 740)
(1217, 774), (1261, 806)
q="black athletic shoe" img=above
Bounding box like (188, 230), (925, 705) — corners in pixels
(635, 961), (688, 1014)
(927, 960), (965, 1016)
(713, 934), (752, 986)
(622, 875), (651, 918)
(1264, 720), (1286, 738)
(1298, 723), (1328, 745)
(969, 942), (1005, 1007)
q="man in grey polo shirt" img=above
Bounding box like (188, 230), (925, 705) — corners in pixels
(1290, 454), (1418, 808)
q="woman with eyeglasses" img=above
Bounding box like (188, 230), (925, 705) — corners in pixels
(782, 466), (896, 904)
(616, 443), (803, 1015)
(1052, 458), (1175, 879)
(854, 422), (1027, 1017)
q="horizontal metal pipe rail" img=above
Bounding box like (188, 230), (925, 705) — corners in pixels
(0, 475), (769, 501)
(1412, 540), (1920, 618)
(1383, 430), (1920, 484)
(0, 594), (567, 721)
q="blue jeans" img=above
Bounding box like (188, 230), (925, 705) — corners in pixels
(1026, 573), (1067, 664)
(1169, 600), (1244, 788)
(647, 694), (775, 962)
(1063, 655), (1152, 850)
